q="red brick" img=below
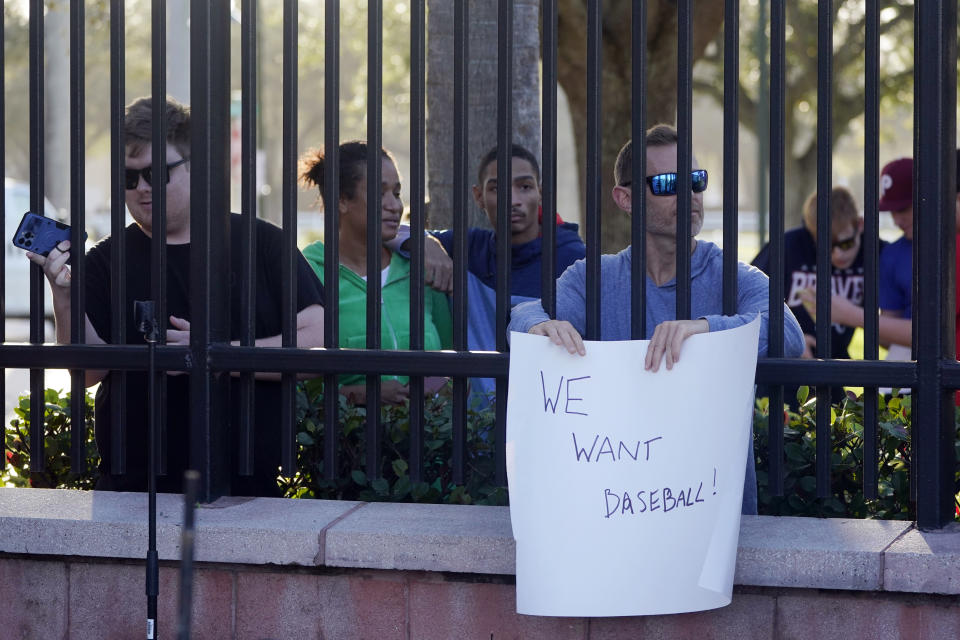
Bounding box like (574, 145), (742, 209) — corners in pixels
(775, 593), (948, 640)
(236, 572), (324, 640)
(0, 558), (69, 639)
(409, 580), (586, 640)
(235, 570), (406, 640)
(65, 560), (233, 639)
(340, 573), (407, 640)
(894, 601), (960, 640)
(589, 592), (775, 640)
(159, 566), (235, 640)
(68, 561), (155, 640)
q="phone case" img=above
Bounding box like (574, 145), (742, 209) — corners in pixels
(12, 212), (72, 257)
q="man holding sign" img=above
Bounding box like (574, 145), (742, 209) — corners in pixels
(509, 124), (804, 514)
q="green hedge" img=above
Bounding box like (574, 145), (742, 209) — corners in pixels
(280, 381), (506, 505)
(4, 385), (958, 522)
(3, 389), (97, 489)
(754, 386), (960, 520)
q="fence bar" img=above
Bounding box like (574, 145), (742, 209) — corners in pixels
(913, 0), (957, 530)
(0, 4), (4, 474)
(0, 344), (187, 370)
(189, 0), (232, 501)
(451, 2), (468, 349)
(109, 0), (128, 475)
(675, 0), (692, 320)
(151, 0), (169, 479)
(451, 0), (470, 485)
(366, 0), (384, 478)
(69, 0), (88, 472)
(176, 470), (200, 640)
(323, 0), (341, 482)
(238, 0), (258, 476)
(540, 0), (558, 318)
(280, 0), (299, 477)
(908, 0), (920, 506)
(28, 0), (46, 473)
(408, 0), (427, 483)
(814, 0), (833, 499)
(495, 0), (512, 353)
(492, 0), (513, 487)
(0, 342), (918, 388)
(721, 0), (739, 317)
(767, 0), (786, 496)
(861, 0), (880, 500)
(584, 0), (601, 340)
(630, 1), (647, 340)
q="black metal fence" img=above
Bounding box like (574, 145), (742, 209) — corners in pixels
(2, 1), (957, 530)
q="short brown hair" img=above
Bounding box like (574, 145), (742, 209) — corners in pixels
(476, 144), (541, 185)
(124, 96), (191, 160)
(801, 186), (861, 238)
(614, 123), (679, 186)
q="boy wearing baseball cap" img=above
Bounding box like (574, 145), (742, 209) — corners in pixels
(877, 157), (914, 322)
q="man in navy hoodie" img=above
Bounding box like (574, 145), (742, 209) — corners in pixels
(509, 124), (804, 513)
(453, 143), (587, 298)
(392, 144), (586, 403)
(394, 144), (585, 297)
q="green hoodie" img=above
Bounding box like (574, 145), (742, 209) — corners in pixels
(302, 241), (453, 387)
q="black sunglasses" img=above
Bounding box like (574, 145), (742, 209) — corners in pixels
(831, 235), (858, 251)
(125, 158), (189, 190)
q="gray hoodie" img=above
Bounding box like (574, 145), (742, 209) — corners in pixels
(508, 239), (805, 515)
(508, 239), (804, 356)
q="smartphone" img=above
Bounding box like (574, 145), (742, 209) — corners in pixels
(11, 212), (75, 257)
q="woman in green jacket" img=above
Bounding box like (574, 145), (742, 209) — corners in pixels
(300, 141), (452, 405)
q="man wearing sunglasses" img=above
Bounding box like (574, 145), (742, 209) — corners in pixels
(509, 123), (804, 514)
(752, 186), (880, 405)
(27, 96), (326, 497)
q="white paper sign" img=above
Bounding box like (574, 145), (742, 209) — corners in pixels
(506, 317), (761, 617)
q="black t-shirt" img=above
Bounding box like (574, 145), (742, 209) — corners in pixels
(85, 216), (325, 495)
(752, 226), (882, 359)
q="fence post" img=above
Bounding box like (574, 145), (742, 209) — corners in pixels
(913, 0), (957, 530)
(189, 1), (232, 501)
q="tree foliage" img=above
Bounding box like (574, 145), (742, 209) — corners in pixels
(3, 1), (151, 171)
(695, 0), (916, 228)
(557, 1), (725, 253)
(2, 1), (412, 220)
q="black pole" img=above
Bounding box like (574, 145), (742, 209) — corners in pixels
(136, 301), (160, 639)
(177, 470), (200, 640)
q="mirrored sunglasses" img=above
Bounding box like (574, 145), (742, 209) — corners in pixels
(639, 170), (709, 196)
(125, 158), (189, 190)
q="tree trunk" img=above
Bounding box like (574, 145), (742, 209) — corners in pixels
(557, 1), (725, 253)
(782, 144), (818, 232)
(426, 0), (541, 230)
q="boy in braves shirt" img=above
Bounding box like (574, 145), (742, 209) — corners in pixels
(753, 185), (883, 403)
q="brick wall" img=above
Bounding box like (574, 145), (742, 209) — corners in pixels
(1, 489), (959, 639)
(3, 556), (960, 639)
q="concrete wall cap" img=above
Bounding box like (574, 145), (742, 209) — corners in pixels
(2, 488), (959, 595)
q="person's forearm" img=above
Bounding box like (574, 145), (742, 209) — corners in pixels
(225, 304), (324, 380)
(52, 300), (73, 344)
(877, 315), (912, 347)
(52, 304), (109, 385)
(836, 306), (912, 347)
(832, 302), (865, 327)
